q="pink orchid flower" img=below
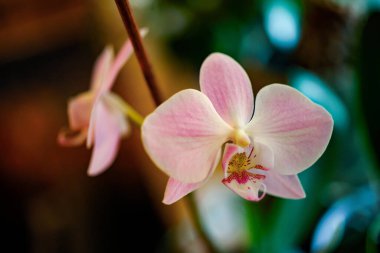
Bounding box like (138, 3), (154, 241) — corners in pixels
(58, 29), (147, 176)
(142, 53), (333, 204)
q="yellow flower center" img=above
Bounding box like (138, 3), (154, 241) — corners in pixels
(227, 152), (252, 174)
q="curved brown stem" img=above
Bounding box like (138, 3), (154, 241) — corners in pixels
(114, 0), (163, 105)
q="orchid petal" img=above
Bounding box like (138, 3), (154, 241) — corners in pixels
(103, 93), (131, 137)
(142, 89), (232, 183)
(163, 178), (204, 205)
(90, 46), (114, 95)
(104, 28), (149, 93)
(200, 53), (254, 127)
(163, 148), (221, 205)
(246, 84), (333, 175)
(163, 149), (221, 205)
(87, 101), (124, 176)
(265, 172), (306, 199)
(67, 92), (93, 131)
(86, 93), (131, 148)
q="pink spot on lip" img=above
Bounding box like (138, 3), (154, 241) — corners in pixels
(223, 171), (250, 184)
(253, 174), (266, 180)
(254, 165), (269, 171)
(222, 171), (266, 185)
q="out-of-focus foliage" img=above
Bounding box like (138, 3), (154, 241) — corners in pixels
(311, 187), (379, 253)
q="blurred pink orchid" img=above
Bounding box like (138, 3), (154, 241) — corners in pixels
(58, 29), (147, 176)
(142, 53), (333, 204)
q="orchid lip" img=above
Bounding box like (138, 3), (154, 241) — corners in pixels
(221, 145), (270, 201)
(225, 149), (268, 177)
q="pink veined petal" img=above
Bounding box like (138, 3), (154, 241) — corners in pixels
(85, 93), (130, 148)
(142, 89), (232, 183)
(163, 149), (221, 205)
(163, 178), (203, 205)
(90, 46), (114, 95)
(104, 28), (149, 93)
(103, 93), (131, 137)
(67, 92), (93, 131)
(86, 48), (114, 148)
(200, 53), (254, 128)
(87, 101), (123, 176)
(222, 175), (266, 202)
(83, 47), (113, 148)
(246, 84), (333, 175)
(264, 172), (306, 199)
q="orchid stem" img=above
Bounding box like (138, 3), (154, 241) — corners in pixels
(109, 94), (144, 126)
(121, 103), (144, 126)
(114, 0), (163, 105)
(114, 1), (216, 251)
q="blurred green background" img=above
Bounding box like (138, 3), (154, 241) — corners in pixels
(0, 0), (379, 252)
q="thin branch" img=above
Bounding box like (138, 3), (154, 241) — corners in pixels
(114, 0), (163, 105)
